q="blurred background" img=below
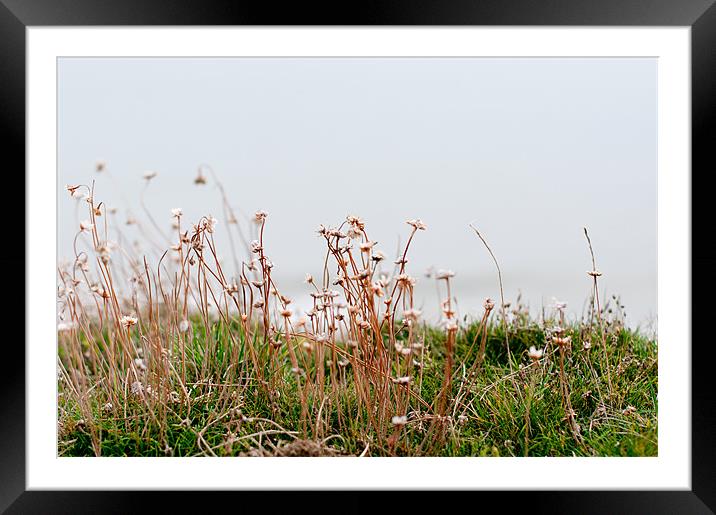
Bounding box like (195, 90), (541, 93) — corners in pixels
(57, 57), (657, 331)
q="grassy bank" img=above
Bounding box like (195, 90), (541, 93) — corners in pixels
(57, 178), (657, 457)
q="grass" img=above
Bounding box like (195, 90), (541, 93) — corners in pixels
(57, 170), (657, 457)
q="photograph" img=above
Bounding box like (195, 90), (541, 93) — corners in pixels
(56, 56), (659, 458)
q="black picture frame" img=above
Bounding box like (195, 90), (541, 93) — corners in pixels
(3, 1), (714, 512)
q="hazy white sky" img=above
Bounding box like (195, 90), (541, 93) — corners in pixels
(58, 57), (657, 328)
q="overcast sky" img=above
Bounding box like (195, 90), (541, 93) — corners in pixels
(58, 57), (657, 329)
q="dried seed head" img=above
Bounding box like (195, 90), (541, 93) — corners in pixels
(79, 220), (94, 232)
(179, 319), (190, 333)
(483, 298), (495, 311)
(95, 160), (106, 172)
(171, 208), (183, 218)
(143, 170), (157, 181)
(194, 169), (207, 185)
(587, 270), (603, 277)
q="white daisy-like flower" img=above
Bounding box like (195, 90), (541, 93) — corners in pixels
(143, 170), (157, 181)
(391, 376), (411, 385)
(527, 346), (543, 361)
(391, 415), (408, 426)
(171, 208), (183, 218)
(435, 269), (455, 280)
(254, 210), (268, 223)
(130, 381), (144, 395)
(120, 315), (138, 328)
(179, 319), (190, 333)
(483, 298), (495, 311)
(79, 220), (94, 232)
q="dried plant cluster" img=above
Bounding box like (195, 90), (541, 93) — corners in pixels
(57, 167), (657, 457)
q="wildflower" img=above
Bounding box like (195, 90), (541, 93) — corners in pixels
(134, 358), (147, 371)
(120, 315), (138, 328)
(203, 216), (218, 233)
(95, 160), (106, 172)
(583, 340), (592, 350)
(179, 319), (190, 333)
(305, 273), (314, 284)
(527, 346), (543, 361)
(359, 241), (377, 252)
(346, 215), (365, 230)
(483, 298), (495, 311)
(553, 335), (572, 347)
(171, 208), (183, 218)
(392, 376), (411, 385)
(79, 220), (94, 232)
(253, 298), (265, 309)
(66, 184), (80, 196)
(395, 274), (416, 288)
(457, 414), (468, 426)
(130, 381), (144, 396)
(403, 308), (422, 321)
(435, 269), (455, 280)
(143, 170), (157, 181)
(371, 250), (385, 262)
(406, 219), (427, 231)
(250, 240), (262, 253)
(102, 402), (113, 413)
(126, 216), (136, 225)
(280, 308), (292, 319)
(254, 210), (268, 223)
(391, 415), (408, 426)
(587, 270), (603, 277)
(444, 319), (459, 333)
(622, 405), (637, 416)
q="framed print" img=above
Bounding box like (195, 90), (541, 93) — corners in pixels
(3, 0), (715, 512)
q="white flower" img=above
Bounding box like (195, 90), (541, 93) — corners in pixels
(391, 415), (408, 426)
(527, 346), (544, 361)
(79, 220), (94, 232)
(130, 381), (144, 395)
(391, 376), (411, 385)
(403, 309), (422, 321)
(171, 208), (183, 218)
(143, 170), (157, 181)
(435, 269), (455, 280)
(406, 219), (427, 230)
(483, 298), (495, 311)
(179, 319), (190, 333)
(120, 315), (138, 328)
(203, 216), (218, 233)
(254, 210), (268, 223)
(95, 160), (106, 172)
(371, 250), (385, 262)
(134, 358), (147, 371)
(553, 299), (568, 311)
(587, 270), (603, 277)
(305, 273), (314, 284)
(583, 340), (592, 350)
